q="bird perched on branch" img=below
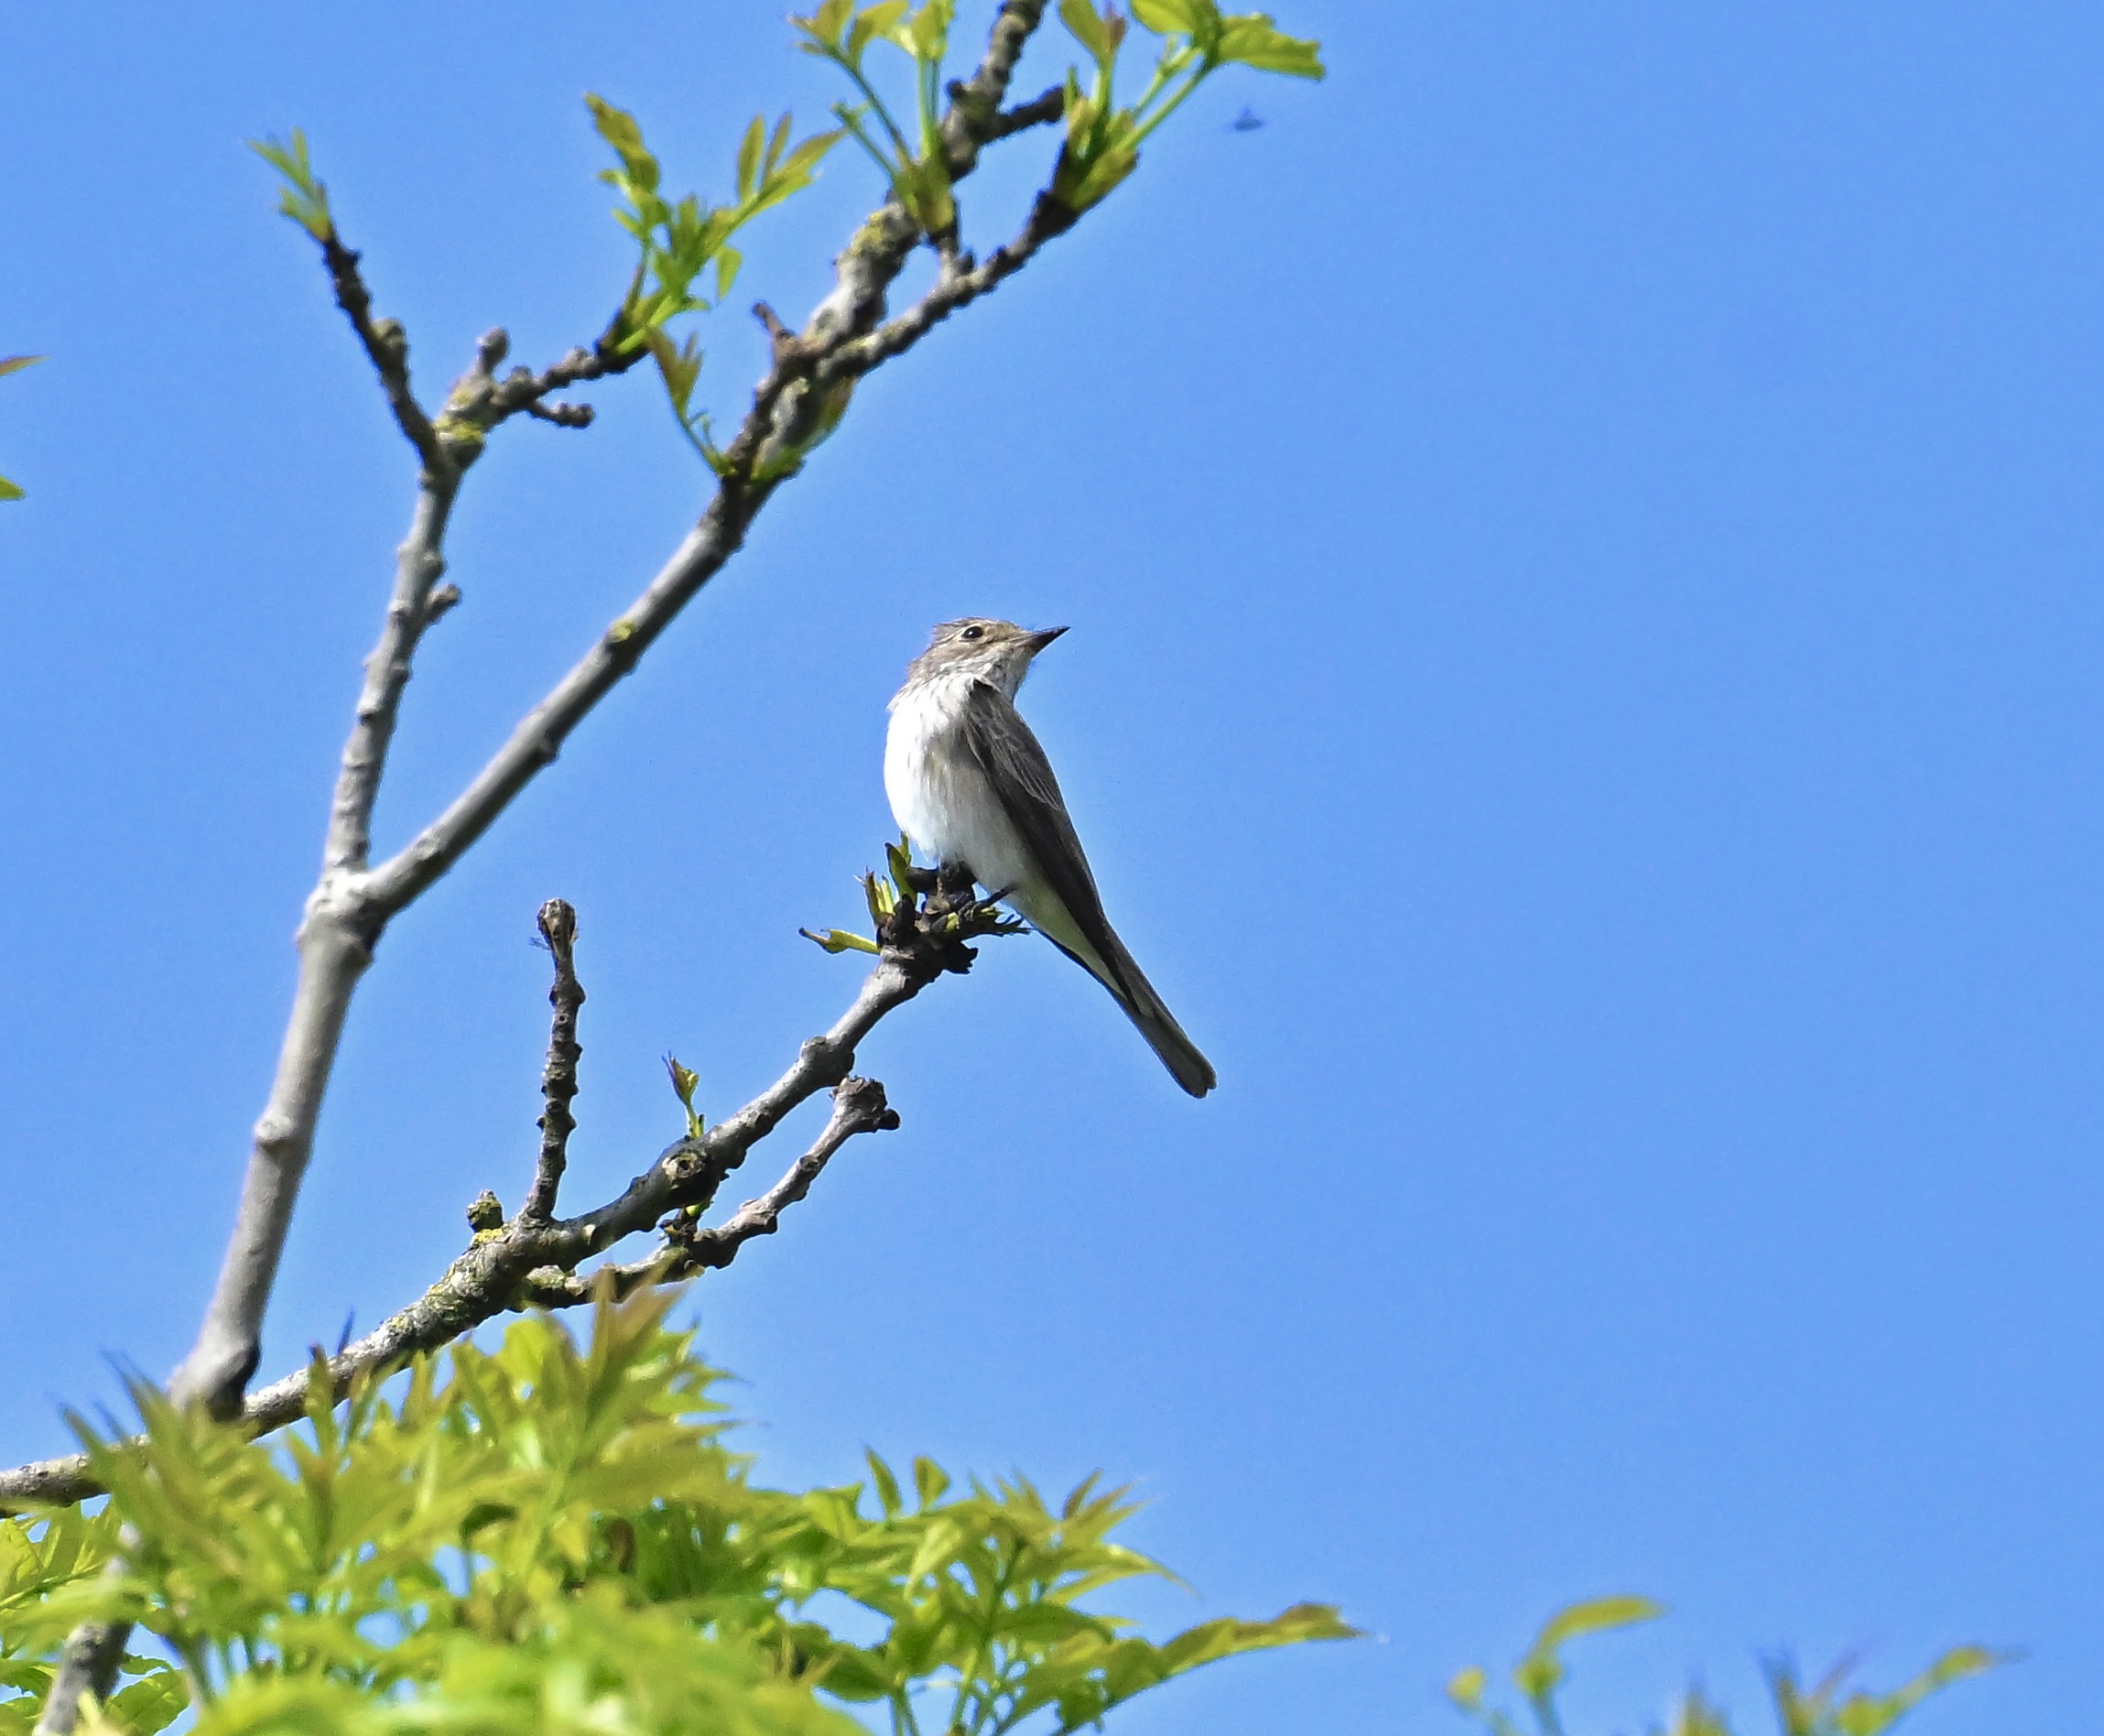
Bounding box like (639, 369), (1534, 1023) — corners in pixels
(884, 618), (1216, 1097)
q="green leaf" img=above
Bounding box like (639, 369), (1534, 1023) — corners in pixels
(736, 114), (765, 201)
(1132, 0), (1213, 32)
(106, 1661), (188, 1736)
(0, 477), (22, 504)
(1216, 13), (1325, 77)
(865, 1451), (903, 1518)
(896, 0), (955, 62)
(6, 1284), (1356, 1736)
(662, 1051), (705, 1138)
(1060, 0), (1112, 58)
(800, 927), (882, 955)
(845, 1), (909, 68)
(645, 331), (702, 418)
(793, 0), (858, 52)
(586, 94), (657, 189)
(1667, 1687), (1738, 1736)
(1777, 1644), (2014, 1736)
(1447, 1664), (1489, 1712)
(1514, 1595), (1667, 1703)
(0, 355), (42, 380)
(911, 1456), (950, 1509)
(862, 868), (896, 924)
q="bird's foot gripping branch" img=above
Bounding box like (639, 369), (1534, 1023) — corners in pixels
(801, 840), (1029, 963)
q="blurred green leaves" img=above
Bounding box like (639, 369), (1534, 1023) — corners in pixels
(1446, 1596), (2008, 1736)
(249, 129), (333, 241)
(1766, 1644), (2011, 1736)
(0, 355), (44, 503)
(1513, 1593), (1665, 1714)
(0, 1286), (1351, 1736)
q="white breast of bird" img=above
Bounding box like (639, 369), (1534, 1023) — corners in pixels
(884, 669), (1034, 894)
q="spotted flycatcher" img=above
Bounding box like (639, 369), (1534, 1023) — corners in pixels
(884, 618), (1216, 1097)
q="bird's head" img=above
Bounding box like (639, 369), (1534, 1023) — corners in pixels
(908, 618), (1067, 698)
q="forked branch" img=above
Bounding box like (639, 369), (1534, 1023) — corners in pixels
(1, 878), (1003, 1516)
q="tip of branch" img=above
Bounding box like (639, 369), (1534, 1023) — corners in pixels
(537, 899), (579, 954)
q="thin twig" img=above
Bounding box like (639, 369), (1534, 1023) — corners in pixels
(319, 233), (440, 464)
(819, 192), (1080, 388)
(523, 900), (585, 1221)
(677, 1076), (900, 1268)
(986, 84), (1067, 143)
(941, 0), (1052, 174)
(33, 1610), (125, 1736)
(516, 1075), (900, 1304)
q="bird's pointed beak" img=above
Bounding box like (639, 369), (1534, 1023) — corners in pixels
(1025, 625), (1068, 656)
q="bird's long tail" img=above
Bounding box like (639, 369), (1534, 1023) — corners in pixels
(1041, 920), (1217, 1098)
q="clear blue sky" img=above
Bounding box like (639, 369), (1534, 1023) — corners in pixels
(3, 4), (2098, 1731)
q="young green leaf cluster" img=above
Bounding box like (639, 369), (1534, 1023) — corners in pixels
(586, 96), (843, 467)
(1, 1288), (1350, 1736)
(0, 355), (45, 503)
(1053, 1), (1323, 211)
(795, 1), (963, 239)
(249, 130), (333, 241)
(1445, 1595), (2008, 1736)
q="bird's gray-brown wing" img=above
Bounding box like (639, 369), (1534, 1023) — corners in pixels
(957, 678), (1216, 1097)
(957, 678), (1115, 962)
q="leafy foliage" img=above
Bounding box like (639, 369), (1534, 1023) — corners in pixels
(0, 354), (45, 503)
(1446, 1596), (2009, 1736)
(0, 1287), (1351, 1736)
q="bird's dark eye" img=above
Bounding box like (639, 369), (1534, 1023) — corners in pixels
(960, 624), (983, 641)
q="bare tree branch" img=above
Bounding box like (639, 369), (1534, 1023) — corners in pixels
(33, 1603), (126, 1736)
(2, 885), (1000, 1516)
(166, 456), (462, 1416)
(819, 192), (1080, 388)
(986, 84), (1067, 144)
(318, 232), (440, 465)
(523, 900), (585, 1221)
(942, 0), (1052, 174)
(674, 1075), (902, 1269)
